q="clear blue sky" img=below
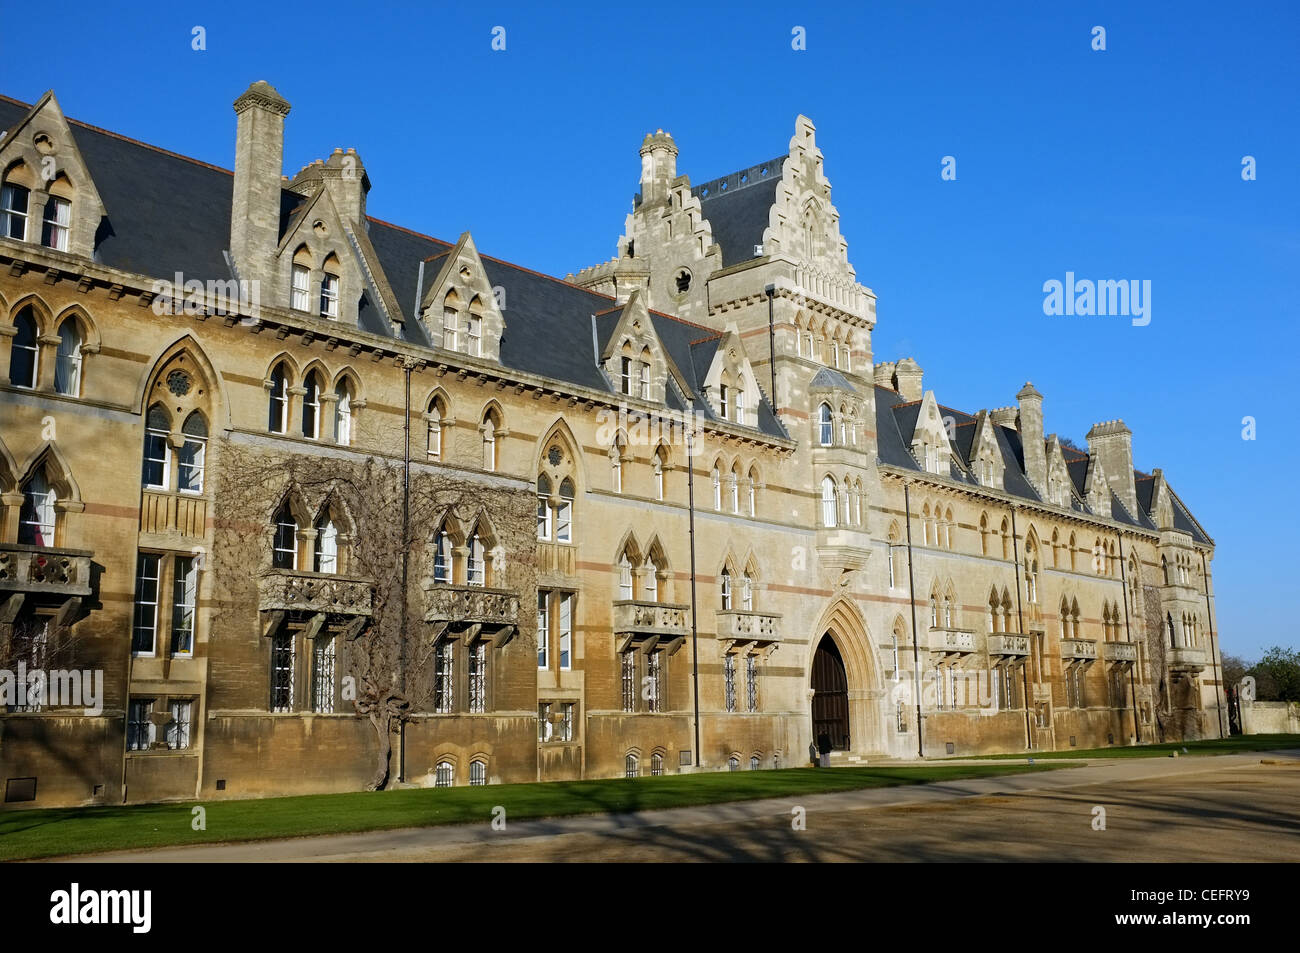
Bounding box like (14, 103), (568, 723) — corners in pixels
(2, 1), (1295, 660)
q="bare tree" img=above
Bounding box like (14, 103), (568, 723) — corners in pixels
(210, 439), (533, 790)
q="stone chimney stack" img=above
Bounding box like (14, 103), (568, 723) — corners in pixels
(1086, 419), (1138, 516)
(872, 360), (897, 390)
(990, 406), (1019, 428)
(289, 147), (370, 227)
(894, 357), (923, 402)
(639, 130), (677, 207)
(231, 80), (290, 288)
(1017, 382), (1046, 495)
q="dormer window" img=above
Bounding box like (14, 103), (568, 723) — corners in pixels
(442, 307), (459, 351)
(467, 311), (482, 357)
(41, 196), (71, 251)
(291, 264), (311, 311)
(639, 361), (651, 399)
(733, 382), (745, 424)
(1, 183), (29, 240)
(620, 356), (633, 396)
(319, 272), (339, 319)
(719, 384), (730, 419)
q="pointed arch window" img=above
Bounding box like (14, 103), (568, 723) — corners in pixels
(467, 307), (483, 357)
(272, 503), (298, 570)
(334, 380), (353, 446)
(178, 412), (207, 494)
(1, 182), (30, 240)
(818, 403), (833, 446)
(41, 195), (70, 251)
(433, 530), (452, 583)
(620, 356), (633, 396)
(314, 514), (338, 574)
(741, 570), (754, 611)
(54, 318), (82, 396)
(556, 478), (574, 542)
(643, 561), (658, 603)
(653, 452), (665, 501)
(618, 554), (634, 601)
(143, 404), (171, 489)
(302, 372), (322, 439)
(729, 465), (740, 514)
(18, 470), (56, 546)
(482, 410), (500, 472)
(639, 359), (651, 399)
(319, 271), (340, 319)
(467, 534), (485, 586)
(712, 464), (722, 510)
(536, 475), (552, 540)
(720, 567), (733, 610)
(291, 263), (311, 311)
(747, 468), (758, 517)
(821, 476), (837, 528)
(734, 381), (746, 423)
(442, 298), (459, 351)
(268, 363), (289, 433)
(426, 395), (446, 459)
(9, 309), (38, 388)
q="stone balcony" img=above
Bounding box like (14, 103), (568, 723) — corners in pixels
(928, 626), (977, 655)
(1102, 641), (1138, 664)
(613, 600), (689, 638)
(1061, 638), (1099, 661)
(258, 569), (373, 616)
(424, 583), (520, 628)
(715, 609), (781, 644)
(987, 633), (1031, 657)
(0, 544), (93, 598)
(1167, 645), (1207, 673)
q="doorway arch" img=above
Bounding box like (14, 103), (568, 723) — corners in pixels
(811, 636), (850, 750)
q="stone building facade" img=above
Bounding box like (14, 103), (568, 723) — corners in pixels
(0, 83), (1224, 808)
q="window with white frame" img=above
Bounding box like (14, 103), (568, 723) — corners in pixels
(620, 356), (633, 396)
(741, 571), (754, 611)
(314, 515), (338, 573)
(466, 534), (485, 586)
(618, 555), (634, 601)
(272, 504), (298, 570)
(54, 319), (82, 396)
(434, 640), (455, 712)
(821, 476), (837, 528)
(291, 264), (311, 311)
(467, 312), (482, 356)
(132, 553), (161, 655)
(712, 465), (721, 510)
(556, 479), (574, 542)
(639, 362), (651, 399)
(41, 195), (70, 251)
(302, 373), (322, 439)
(142, 405), (171, 490)
(433, 531), (451, 583)
(535, 589), (552, 669)
(538, 702), (553, 742)
(166, 699), (192, 749)
(536, 475), (552, 540)
(170, 555), (198, 656)
(443, 307), (459, 351)
(127, 698), (155, 751)
(558, 593), (572, 670)
(720, 567), (732, 610)
(176, 412), (207, 493)
(1, 183), (29, 240)
(334, 381), (353, 446)
(268, 363), (289, 433)
(319, 272), (339, 319)
(819, 403), (833, 446)
(19, 471), (56, 547)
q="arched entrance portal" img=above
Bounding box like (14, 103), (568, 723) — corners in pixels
(811, 636), (850, 750)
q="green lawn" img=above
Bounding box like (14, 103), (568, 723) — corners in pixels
(0, 762), (1064, 862)
(950, 733), (1300, 761)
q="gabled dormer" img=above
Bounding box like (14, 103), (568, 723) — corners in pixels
(699, 328), (762, 427)
(595, 290), (681, 404)
(274, 182), (366, 327)
(1044, 436), (1073, 507)
(1082, 453), (1111, 514)
(909, 390), (956, 476)
(970, 411), (1005, 489)
(0, 90), (106, 260)
(418, 232), (505, 363)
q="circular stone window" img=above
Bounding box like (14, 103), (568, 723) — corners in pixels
(674, 268), (692, 294)
(34, 132), (56, 155)
(312, 220), (328, 237)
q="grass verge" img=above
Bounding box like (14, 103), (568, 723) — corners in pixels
(1, 762), (1065, 861)
(949, 733), (1300, 761)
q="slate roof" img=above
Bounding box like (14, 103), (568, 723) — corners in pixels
(809, 367), (856, 392)
(871, 382), (1209, 536)
(0, 94), (787, 439)
(690, 156), (785, 268)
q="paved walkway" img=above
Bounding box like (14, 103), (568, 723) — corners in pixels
(59, 749), (1300, 862)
